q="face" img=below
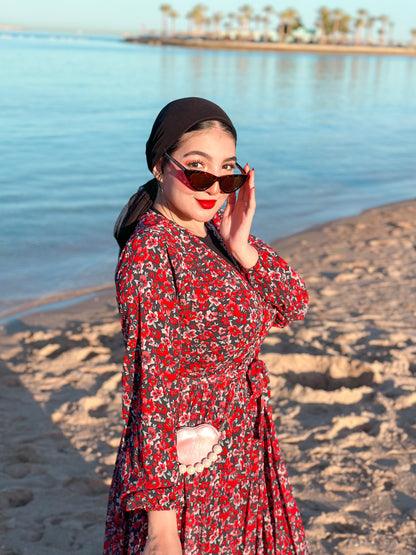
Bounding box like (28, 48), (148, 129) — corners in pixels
(153, 125), (236, 235)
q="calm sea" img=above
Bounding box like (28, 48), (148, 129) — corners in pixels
(1, 31), (415, 315)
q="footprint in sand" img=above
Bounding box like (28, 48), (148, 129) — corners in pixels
(0, 488), (34, 508)
(63, 476), (108, 496)
(3, 462), (31, 479)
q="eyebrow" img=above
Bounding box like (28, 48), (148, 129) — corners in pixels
(182, 150), (237, 163)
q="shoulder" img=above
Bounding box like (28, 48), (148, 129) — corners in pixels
(116, 213), (179, 302)
(126, 211), (178, 253)
(117, 211), (175, 274)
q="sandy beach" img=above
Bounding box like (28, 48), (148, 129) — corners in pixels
(126, 37), (416, 57)
(1, 198), (415, 554)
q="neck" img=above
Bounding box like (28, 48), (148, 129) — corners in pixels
(153, 198), (207, 238)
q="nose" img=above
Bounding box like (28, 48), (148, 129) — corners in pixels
(207, 181), (220, 195)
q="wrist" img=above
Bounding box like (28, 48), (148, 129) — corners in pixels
(230, 244), (258, 269)
(147, 510), (178, 536)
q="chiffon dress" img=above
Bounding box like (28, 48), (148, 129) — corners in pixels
(104, 210), (310, 554)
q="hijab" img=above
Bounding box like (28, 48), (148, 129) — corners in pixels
(114, 97), (236, 249)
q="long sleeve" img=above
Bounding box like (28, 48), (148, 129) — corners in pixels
(242, 234), (309, 328)
(115, 230), (182, 512)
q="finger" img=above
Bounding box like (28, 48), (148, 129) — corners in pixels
(239, 170), (256, 212)
(249, 168), (255, 190)
(248, 169), (256, 201)
(225, 191), (236, 215)
(245, 169), (256, 211)
(236, 173), (253, 206)
(238, 167), (255, 198)
(222, 197), (231, 219)
(248, 182), (256, 211)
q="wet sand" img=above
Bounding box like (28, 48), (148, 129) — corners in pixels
(1, 198), (415, 554)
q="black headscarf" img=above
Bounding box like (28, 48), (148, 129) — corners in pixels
(114, 97), (236, 249)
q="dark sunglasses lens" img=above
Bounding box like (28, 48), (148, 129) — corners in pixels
(186, 171), (213, 191)
(220, 175), (248, 193)
(185, 169), (249, 193)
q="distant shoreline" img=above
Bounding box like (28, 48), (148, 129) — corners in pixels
(125, 36), (416, 57)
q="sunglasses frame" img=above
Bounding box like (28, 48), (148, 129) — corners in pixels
(164, 153), (249, 194)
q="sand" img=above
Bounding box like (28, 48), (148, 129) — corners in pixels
(1, 198), (415, 554)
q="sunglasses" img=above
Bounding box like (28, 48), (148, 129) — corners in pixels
(165, 153), (249, 194)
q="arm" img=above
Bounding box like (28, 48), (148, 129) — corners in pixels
(215, 166), (308, 327)
(242, 234), (309, 328)
(144, 511), (182, 555)
(116, 231), (182, 513)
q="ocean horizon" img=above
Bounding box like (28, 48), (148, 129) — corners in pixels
(1, 31), (415, 315)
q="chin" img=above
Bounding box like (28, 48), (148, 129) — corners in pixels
(196, 208), (219, 220)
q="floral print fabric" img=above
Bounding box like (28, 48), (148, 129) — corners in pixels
(104, 210), (310, 554)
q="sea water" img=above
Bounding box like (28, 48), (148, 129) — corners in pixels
(1, 31), (415, 313)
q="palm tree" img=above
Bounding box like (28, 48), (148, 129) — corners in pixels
(365, 16), (376, 45)
(339, 13), (351, 44)
(263, 5), (275, 40)
(187, 4), (208, 36)
(316, 7), (331, 44)
(389, 21), (395, 45)
(169, 9), (179, 36)
(331, 9), (344, 42)
(227, 12), (236, 25)
(226, 12), (235, 25)
(354, 10), (368, 45)
(239, 4), (254, 36)
(357, 9), (368, 21)
(203, 16), (212, 35)
(212, 12), (223, 38)
(253, 14), (263, 33)
(378, 14), (389, 46)
(159, 4), (171, 37)
(224, 12), (237, 37)
(411, 29), (416, 48)
(236, 14), (246, 37)
(280, 8), (300, 41)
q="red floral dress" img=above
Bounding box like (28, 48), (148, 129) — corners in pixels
(104, 210), (310, 554)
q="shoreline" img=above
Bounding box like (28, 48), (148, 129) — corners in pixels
(1, 197), (415, 326)
(0, 283), (114, 325)
(125, 36), (416, 57)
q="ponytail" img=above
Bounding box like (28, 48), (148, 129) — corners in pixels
(113, 178), (158, 250)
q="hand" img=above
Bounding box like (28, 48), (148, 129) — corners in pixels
(220, 164), (259, 269)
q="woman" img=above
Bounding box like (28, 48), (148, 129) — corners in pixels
(104, 97), (310, 554)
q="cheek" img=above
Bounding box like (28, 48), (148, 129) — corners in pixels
(164, 176), (193, 198)
(174, 181), (195, 197)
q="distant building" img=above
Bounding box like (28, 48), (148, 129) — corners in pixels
(291, 27), (317, 43)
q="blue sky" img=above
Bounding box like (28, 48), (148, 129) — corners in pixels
(1, 0), (414, 42)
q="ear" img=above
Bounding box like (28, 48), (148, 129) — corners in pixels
(152, 159), (163, 182)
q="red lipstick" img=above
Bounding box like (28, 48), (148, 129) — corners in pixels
(196, 199), (216, 209)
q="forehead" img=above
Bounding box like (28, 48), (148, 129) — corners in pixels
(174, 127), (236, 156)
